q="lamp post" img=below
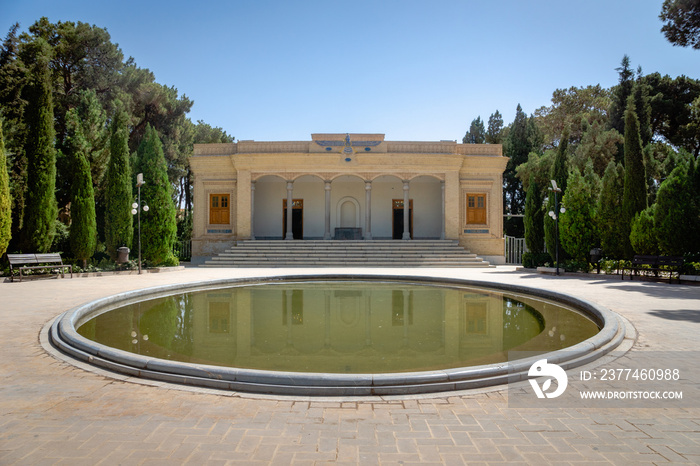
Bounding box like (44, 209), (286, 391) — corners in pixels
(131, 173), (149, 274)
(547, 180), (565, 276)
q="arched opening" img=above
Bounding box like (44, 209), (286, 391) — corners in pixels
(338, 197), (360, 228)
(369, 175), (404, 239)
(253, 175), (286, 239)
(331, 175), (365, 239)
(409, 175), (443, 239)
(290, 175), (324, 239)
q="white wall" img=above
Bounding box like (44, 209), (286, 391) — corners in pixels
(411, 176), (442, 239)
(254, 176), (286, 238)
(292, 176), (324, 238)
(253, 174), (443, 240)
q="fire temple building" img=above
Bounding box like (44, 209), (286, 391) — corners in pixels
(190, 133), (508, 265)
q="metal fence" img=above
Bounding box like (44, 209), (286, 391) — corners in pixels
(174, 241), (192, 262)
(504, 236), (527, 264)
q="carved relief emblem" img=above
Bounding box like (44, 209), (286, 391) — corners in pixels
(315, 133), (382, 162)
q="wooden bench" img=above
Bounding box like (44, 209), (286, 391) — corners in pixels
(7, 253), (73, 282)
(621, 255), (684, 283)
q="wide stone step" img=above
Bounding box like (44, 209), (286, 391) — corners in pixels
(200, 239), (492, 268)
(201, 260), (491, 267)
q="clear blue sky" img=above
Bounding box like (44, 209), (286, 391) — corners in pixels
(2, 0), (699, 142)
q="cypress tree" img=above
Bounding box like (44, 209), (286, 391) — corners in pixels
(630, 206), (658, 255)
(560, 168), (599, 264)
(0, 119), (11, 256)
(654, 162), (699, 255)
(104, 107), (133, 260)
(621, 98), (648, 258)
(135, 124), (177, 266)
(633, 75), (653, 147)
(544, 128), (569, 262)
(609, 56), (635, 137)
(65, 109), (96, 268)
(551, 127), (570, 193)
(503, 104), (530, 215)
(524, 176), (544, 254)
(22, 39), (57, 252)
(597, 161), (627, 259)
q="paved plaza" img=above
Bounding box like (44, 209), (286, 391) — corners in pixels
(1, 266), (699, 465)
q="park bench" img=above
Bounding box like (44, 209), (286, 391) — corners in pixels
(7, 253), (73, 282)
(621, 255), (684, 283)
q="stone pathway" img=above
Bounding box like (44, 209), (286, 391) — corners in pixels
(1, 267), (698, 465)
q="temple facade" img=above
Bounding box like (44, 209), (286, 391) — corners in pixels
(190, 133), (508, 264)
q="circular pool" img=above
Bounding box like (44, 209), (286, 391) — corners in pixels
(49, 275), (626, 395)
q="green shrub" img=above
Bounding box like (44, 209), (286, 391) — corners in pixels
(160, 253), (179, 267)
(681, 262), (700, 275)
(563, 259), (590, 273)
(51, 220), (70, 254)
(522, 252), (552, 268)
(600, 259), (625, 275)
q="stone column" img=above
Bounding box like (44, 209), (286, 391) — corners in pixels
(236, 170), (251, 239)
(250, 181), (256, 240)
(324, 291), (331, 348)
(402, 181), (411, 240)
(403, 290), (409, 346)
(364, 181), (372, 240)
(324, 181), (332, 240)
(286, 290), (293, 343)
(285, 181), (294, 240)
(444, 172), (460, 239)
(440, 180), (446, 240)
(236, 289), (252, 358)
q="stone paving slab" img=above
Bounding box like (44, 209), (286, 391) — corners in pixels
(0, 267), (699, 465)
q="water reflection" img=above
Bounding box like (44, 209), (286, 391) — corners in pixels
(77, 282), (598, 374)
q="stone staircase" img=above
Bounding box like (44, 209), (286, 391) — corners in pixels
(200, 240), (493, 268)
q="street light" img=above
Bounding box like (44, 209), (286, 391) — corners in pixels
(548, 179), (565, 276)
(131, 173), (149, 274)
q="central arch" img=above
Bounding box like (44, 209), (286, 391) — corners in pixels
(331, 175), (365, 239)
(337, 196), (360, 228)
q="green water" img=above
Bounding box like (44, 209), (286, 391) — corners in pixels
(77, 281), (599, 374)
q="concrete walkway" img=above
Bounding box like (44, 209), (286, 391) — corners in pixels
(0, 267), (698, 465)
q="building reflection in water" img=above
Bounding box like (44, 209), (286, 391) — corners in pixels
(78, 283), (598, 374)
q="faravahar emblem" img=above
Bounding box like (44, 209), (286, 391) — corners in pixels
(315, 133), (382, 162)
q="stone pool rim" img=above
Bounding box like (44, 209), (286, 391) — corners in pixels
(49, 274), (626, 396)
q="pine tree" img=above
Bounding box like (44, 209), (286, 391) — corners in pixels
(0, 119), (11, 256)
(486, 110), (504, 144)
(463, 117), (485, 144)
(104, 106), (133, 260)
(22, 38), (57, 252)
(135, 124), (177, 266)
(65, 109), (96, 268)
(621, 98), (648, 258)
